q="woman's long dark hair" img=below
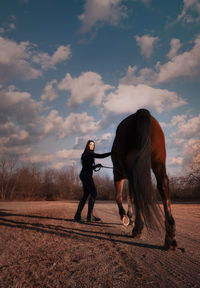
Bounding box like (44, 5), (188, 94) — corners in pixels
(82, 140), (95, 156)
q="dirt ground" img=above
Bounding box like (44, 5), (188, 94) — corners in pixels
(0, 201), (200, 288)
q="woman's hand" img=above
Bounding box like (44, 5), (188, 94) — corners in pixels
(96, 163), (103, 168)
(93, 163), (103, 171)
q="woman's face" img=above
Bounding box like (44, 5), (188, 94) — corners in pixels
(88, 141), (95, 151)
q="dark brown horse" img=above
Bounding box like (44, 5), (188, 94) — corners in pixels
(111, 109), (177, 250)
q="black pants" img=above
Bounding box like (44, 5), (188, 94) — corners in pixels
(74, 172), (97, 219)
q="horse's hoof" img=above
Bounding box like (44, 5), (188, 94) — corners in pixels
(129, 218), (134, 226)
(164, 238), (177, 251)
(122, 215), (130, 226)
(132, 229), (142, 238)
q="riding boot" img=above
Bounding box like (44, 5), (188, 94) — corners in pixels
(87, 196), (95, 221)
(74, 198), (86, 220)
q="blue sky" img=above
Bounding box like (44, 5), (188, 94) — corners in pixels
(0, 0), (200, 177)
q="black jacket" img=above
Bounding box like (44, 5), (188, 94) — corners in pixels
(81, 151), (111, 176)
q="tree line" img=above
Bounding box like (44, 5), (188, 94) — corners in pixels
(0, 157), (199, 201)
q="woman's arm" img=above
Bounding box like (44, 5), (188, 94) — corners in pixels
(93, 152), (111, 159)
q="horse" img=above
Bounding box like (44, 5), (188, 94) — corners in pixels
(111, 108), (177, 250)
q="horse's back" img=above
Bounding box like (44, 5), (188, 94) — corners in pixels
(111, 110), (166, 180)
(151, 116), (166, 166)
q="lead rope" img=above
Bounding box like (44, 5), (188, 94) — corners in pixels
(94, 165), (113, 172)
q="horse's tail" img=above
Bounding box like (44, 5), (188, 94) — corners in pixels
(130, 109), (162, 230)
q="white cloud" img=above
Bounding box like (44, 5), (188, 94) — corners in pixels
(39, 110), (63, 136)
(56, 149), (81, 159)
(0, 37), (72, 83)
(20, 148), (82, 168)
(32, 44), (72, 70)
(41, 80), (58, 102)
(73, 132), (113, 151)
(0, 120), (32, 150)
(170, 114), (200, 139)
(39, 110), (100, 138)
(167, 38), (182, 59)
(157, 36), (200, 83)
(177, 0), (200, 23)
(182, 139), (200, 170)
(74, 135), (96, 149)
(58, 72), (113, 107)
(0, 36), (41, 83)
(103, 84), (186, 114)
(21, 153), (54, 165)
(120, 65), (156, 85)
(0, 145), (31, 157)
(135, 34), (159, 59)
(166, 114), (200, 173)
(122, 35), (200, 85)
(79, 0), (127, 33)
(0, 15), (17, 35)
(140, 0), (151, 5)
(0, 85), (42, 124)
(62, 112), (100, 136)
(167, 156), (184, 166)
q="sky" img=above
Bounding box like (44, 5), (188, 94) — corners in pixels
(0, 0), (200, 177)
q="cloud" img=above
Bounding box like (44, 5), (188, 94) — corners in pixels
(0, 121), (30, 147)
(121, 35), (200, 85)
(0, 36), (71, 83)
(21, 153), (54, 165)
(0, 15), (17, 35)
(181, 139), (200, 171)
(38, 110), (100, 138)
(177, 0), (200, 23)
(0, 36), (41, 83)
(78, 0), (127, 33)
(0, 145), (31, 158)
(55, 149), (81, 159)
(58, 72), (113, 107)
(0, 110), (100, 162)
(62, 112), (100, 136)
(140, 0), (151, 5)
(157, 36), (200, 83)
(74, 135), (95, 149)
(170, 114), (200, 139)
(0, 85), (44, 157)
(135, 34), (159, 59)
(167, 38), (182, 59)
(0, 85), (42, 124)
(32, 44), (72, 70)
(19, 147), (82, 169)
(103, 84), (186, 114)
(41, 80), (58, 102)
(166, 114), (200, 173)
(120, 65), (156, 85)
(74, 132), (113, 151)
(167, 156), (184, 166)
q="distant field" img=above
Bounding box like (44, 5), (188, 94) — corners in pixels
(0, 201), (200, 288)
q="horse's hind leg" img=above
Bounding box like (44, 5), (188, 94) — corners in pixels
(127, 188), (134, 224)
(127, 170), (144, 236)
(153, 163), (177, 250)
(115, 179), (126, 219)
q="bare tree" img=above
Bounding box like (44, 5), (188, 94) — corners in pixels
(187, 142), (200, 188)
(0, 157), (17, 200)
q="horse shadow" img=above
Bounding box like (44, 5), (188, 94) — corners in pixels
(0, 210), (164, 251)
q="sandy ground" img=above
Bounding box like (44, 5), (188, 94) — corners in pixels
(0, 200), (200, 288)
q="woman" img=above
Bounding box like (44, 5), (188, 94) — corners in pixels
(74, 140), (111, 222)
